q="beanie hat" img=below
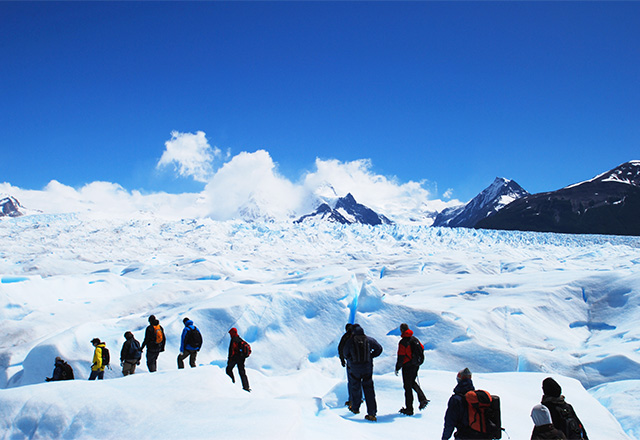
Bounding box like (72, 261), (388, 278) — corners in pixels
(124, 331), (133, 339)
(542, 377), (562, 398)
(148, 315), (156, 323)
(183, 317), (190, 324)
(229, 327), (238, 337)
(531, 404), (553, 426)
(345, 323), (353, 332)
(400, 323), (409, 333)
(457, 368), (472, 383)
(91, 338), (101, 345)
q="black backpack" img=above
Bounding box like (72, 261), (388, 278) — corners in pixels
(551, 402), (586, 439)
(410, 337), (425, 366)
(61, 362), (74, 380)
(238, 339), (251, 357)
(128, 339), (142, 360)
(351, 334), (371, 363)
(185, 327), (203, 349)
(101, 346), (110, 368)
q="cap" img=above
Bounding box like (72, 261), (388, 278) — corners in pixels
(91, 338), (101, 345)
(457, 367), (472, 383)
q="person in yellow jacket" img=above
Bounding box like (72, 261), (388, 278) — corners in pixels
(89, 338), (107, 380)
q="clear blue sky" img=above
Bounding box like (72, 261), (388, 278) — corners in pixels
(1, 1), (639, 202)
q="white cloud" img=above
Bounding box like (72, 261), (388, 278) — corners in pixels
(203, 150), (303, 221)
(157, 131), (221, 182)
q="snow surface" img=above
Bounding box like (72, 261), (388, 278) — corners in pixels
(1, 214), (639, 439)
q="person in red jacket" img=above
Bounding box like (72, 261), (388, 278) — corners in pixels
(395, 323), (429, 415)
(226, 327), (251, 392)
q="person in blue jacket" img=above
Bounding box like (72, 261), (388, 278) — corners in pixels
(342, 324), (383, 422)
(442, 368), (476, 440)
(177, 317), (202, 369)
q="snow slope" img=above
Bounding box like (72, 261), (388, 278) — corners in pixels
(1, 215), (638, 439)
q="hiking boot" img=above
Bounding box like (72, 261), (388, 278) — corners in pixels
(348, 406), (360, 415)
(243, 387), (251, 393)
(364, 415), (377, 422)
(419, 399), (430, 410)
(344, 401), (351, 407)
(399, 407), (414, 416)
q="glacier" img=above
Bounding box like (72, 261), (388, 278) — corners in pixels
(0, 214), (639, 439)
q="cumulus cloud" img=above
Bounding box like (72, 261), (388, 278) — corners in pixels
(203, 150), (303, 221)
(157, 131), (221, 182)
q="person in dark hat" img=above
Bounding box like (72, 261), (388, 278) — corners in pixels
(178, 317), (202, 369)
(45, 356), (74, 381)
(120, 331), (142, 376)
(541, 378), (588, 439)
(89, 338), (107, 380)
(531, 403), (567, 439)
(395, 322), (429, 415)
(337, 323), (354, 407)
(442, 368), (475, 439)
(226, 327), (251, 391)
(140, 315), (166, 372)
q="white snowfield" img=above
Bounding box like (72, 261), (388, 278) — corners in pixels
(1, 215), (639, 439)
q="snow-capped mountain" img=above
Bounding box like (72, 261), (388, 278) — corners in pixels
(477, 161), (640, 236)
(433, 178), (529, 228)
(295, 193), (393, 225)
(0, 195), (25, 218)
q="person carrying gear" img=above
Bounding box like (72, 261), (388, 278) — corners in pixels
(120, 331), (142, 376)
(178, 317), (202, 369)
(226, 327), (251, 392)
(395, 323), (429, 415)
(140, 315), (166, 372)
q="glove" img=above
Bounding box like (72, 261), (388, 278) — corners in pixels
(341, 359), (346, 367)
(395, 369), (399, 376)
(179, 352), (184, 356)
(120, 361), (124, 367)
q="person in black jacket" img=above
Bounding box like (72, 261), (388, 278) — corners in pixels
(442, 368), (476, 440)
(342, 324), (383, 422)
(45, 357), (74, 381)
(337, 323), (353, 407)
(531, 404), (567, 440)
(395, 323), (429, 415)
(120, 331), (142, 376)
(226, 327), (251, 392)
(541, 378), (588, 439)
(140, 315), (166, 373)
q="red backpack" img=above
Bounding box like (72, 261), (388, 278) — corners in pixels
(464, 390), (502, 439)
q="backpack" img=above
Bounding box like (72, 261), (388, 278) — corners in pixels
(128, 338), (142, 360)
(154, 325), (164, 344)
(351, 334), (371, 363)
(551, 402), (585, 439)
(464, 390), (502, 439)
(185, 327), (203, 349)
(238, 339), (251, 358)
(101, 346), (110, 368)
(410, 337), (425, 366)
(61, 362), (74, 380)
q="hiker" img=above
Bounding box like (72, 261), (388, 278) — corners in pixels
(45, 356), (74, 381)
(226, 327), (251, 392)
(442, 368), (475, 439)
(337, 323), (354, 407)
(531, 403), (567, 440)
(395, 323), (429, 415)
(140, 315), (166, 372)
(178, 317), (202, 369)
(541, 377), (589, 439)
(342, 323), (383, 422)
(120, 331), (142, 376)
(89, 338), (107, 380)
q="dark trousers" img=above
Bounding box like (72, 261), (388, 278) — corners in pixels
(348, 369), (377, 416)
(177, 350), (198, 368)
(146, 350), (160, 372)
(88, 370), (104, 380)
(346, 364), (353, 403)
(402, 365), (427, 410)
(226, 356), (250, 390)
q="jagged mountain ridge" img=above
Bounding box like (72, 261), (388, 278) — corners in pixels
(295, 193), (393, 226)
(433, 177), (529, 228)
(476, 161), (640, 236)
(0, 196), (25, 218)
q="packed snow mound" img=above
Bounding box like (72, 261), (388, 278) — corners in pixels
(0, 215), (639, 438)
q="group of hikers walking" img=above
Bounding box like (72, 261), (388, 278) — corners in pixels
(46, 315), (251, 392)
(46, 318), (589, 439)
(339, 322), (588, 439)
